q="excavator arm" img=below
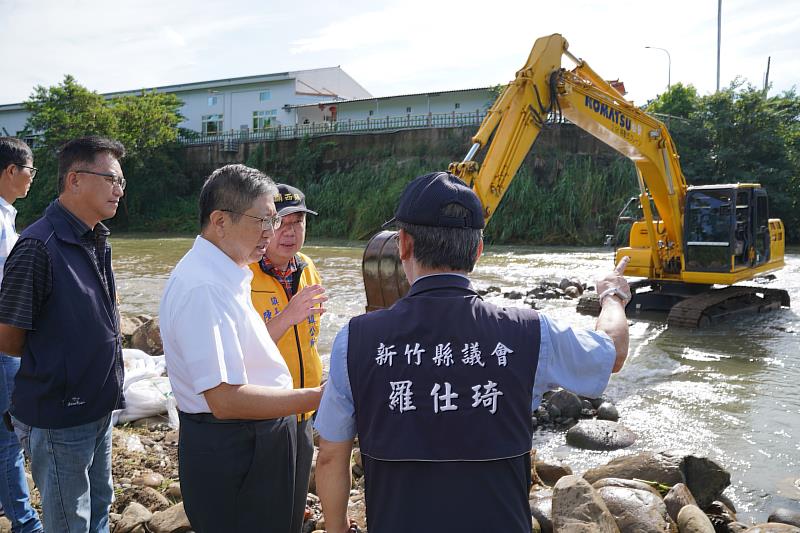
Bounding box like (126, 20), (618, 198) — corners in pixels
(449, 34), (688, 279)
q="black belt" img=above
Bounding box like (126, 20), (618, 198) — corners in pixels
(178, 410), (256, 424)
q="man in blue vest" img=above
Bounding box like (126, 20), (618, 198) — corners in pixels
(314, 171), (630, 533)
(0, 136), (127, 533)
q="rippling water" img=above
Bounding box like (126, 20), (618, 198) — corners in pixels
(113, 236), (800, 522)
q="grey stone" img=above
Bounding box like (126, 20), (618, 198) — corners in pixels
(505, 290), (524, 300)
(529, 488), (553, 533)
(592, 478), (672, 533)
(552, 475), (619, 532)
(664, 482), (697, 522)
(166, 482), (181, 501)
(115, 502), (153, 533)
(565, 286), (581, 298)
(559, 278), (573, 290)
(147, 502), (192, 533)
(547, 404), (561, 419)
(705, 500), (737, 527)
(130, 318), (163, 356)
(743, 525), (800, 532)
(680, 455), (730, 508)
(728, 523), (750, 533)
(677, 504), (715, 533)
(596, 401), (619, 421)
(769, 508), (800, 527)
(534, 460), (573, 487)
(548, 390), (583, 420)
(566, 420), (636, 451)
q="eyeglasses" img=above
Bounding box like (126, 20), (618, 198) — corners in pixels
(74, 169), (126, 191)
(221, 210), (282, 231)
(16, 164), (37, 179)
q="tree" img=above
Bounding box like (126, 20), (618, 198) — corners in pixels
(19, 76), (190, 230)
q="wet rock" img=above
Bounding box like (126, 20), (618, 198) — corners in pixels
(705, 499), (737, 528)
(115, 502), (153, 533)
(769, 508), (800, 527)
(592, 478), (672, 533)
(534, 460), (573, 487)
(130, 318), (163, 356)
(547, 404), (561, 420)
(566, 420), (636, 450)
(583, 451), (679, 491)
(552, 475), (619, 532)
(543, 289), (558, 299)
(147, 502), (191, 533)
(529, 488), (554, 533)
(727, 523), (749, 533)
(505, 290), (524, 300)
(486, 286), (501, 294)
(743, 525), (800, 532)
(678, 504), (715, 533)
(681, 455), (730, 508)
(588, 396), (606, 409)
(597, 401), (619, 421)
(564, 286), (581, 299)
(548, 390), (583, 420)
(664, 482), (697, 522)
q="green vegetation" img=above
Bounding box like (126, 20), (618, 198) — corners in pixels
(19, 75), (197, 232)
(647, 80), (800, 242)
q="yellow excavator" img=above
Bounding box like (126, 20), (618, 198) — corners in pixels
(362, 34), (789, 328)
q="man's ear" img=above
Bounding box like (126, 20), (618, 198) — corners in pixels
(475, 238), (484, 261)
(1, 164), (16, 179)
(397, 229), (413, 261)
(207, 210), (227, 236)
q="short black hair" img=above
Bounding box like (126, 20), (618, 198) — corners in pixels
(0, 137), (33, 173)
(58, 136), (126, 193)
(397, 203), (483, 272)
(198, 164), (277, 230)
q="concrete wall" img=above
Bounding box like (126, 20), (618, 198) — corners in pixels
(0, 106), (30, 137)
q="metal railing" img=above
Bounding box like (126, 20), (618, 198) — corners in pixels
(178, 111), (488, 146)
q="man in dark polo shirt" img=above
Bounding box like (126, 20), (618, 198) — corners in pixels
(315, 171), (631, 533)
(0, 136), (126, 533)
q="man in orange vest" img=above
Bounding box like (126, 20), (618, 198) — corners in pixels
(250, 184), (327, 533)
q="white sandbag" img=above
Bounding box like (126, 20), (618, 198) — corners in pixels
(112, 349), (172, 425)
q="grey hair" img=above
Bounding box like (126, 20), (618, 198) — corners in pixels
(396, 203), (483, 272)
(198, 164), (277, 230)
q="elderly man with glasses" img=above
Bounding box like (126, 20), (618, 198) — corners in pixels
(249, 183), (327, 533)
(160, 164), (323, 533)
(0, 136), (126, 533)
(0, 137), (43, 533)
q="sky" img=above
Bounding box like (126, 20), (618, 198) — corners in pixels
(1, 0), (799, 107)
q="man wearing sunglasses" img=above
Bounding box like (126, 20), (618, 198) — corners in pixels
(250, 183), (327, 533)
(0, 137), (43, 533)
(0, 136), (127, 533)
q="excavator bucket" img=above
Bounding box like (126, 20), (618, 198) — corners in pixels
(362, 230), (409, 312)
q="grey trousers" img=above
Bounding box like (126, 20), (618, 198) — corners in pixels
(290, 418), (314, 533)
(178, 412), (297, 533)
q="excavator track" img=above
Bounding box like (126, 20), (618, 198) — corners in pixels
(666, 285), (790, 328)
(577, 283), (790, 328)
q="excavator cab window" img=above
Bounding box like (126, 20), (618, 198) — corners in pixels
(753, 189), (770, 264)
(684, 188), (735, 272)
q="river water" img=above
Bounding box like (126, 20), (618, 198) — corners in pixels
(113, 236), (800, 522)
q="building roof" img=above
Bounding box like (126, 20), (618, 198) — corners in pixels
(0, 66), (361, 107)
(288, 86), (493, 109)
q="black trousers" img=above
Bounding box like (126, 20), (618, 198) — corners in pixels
(290, 417), (314, 533)
(178, 411), (297, 533)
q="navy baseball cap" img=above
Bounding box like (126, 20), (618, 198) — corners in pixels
(274, 184), (318, 216)
(383, 172), (485, 229)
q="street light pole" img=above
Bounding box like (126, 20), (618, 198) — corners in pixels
(645, 46), (672, 92)
(716, 0), (722, 91)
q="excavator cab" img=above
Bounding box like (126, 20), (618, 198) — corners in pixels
(684, 184), (771, 273)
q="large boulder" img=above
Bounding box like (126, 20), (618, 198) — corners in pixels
(677, 504), (715, 533)
(552, 475), (619, 532)
(592, 478), (673, 533)
(548, 390), (583, 420)
(743, 525), (800, 532)
(566, 420), (636, 450)
(147, 502), (192, 533)
(529, 488), (554, 533)
(583, 451), (730, 508)
(534, 460), (573, 487)
(130, 318), (163, 356)
(769, 508), (800, 528)
(663, 482), (697, 523)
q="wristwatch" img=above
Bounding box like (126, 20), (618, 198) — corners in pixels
(598, 286), (630, 306)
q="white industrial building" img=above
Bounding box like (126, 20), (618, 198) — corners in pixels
(0, 67), (372, 138)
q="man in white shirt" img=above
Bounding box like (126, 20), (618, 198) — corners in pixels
(0, 137), (42, 533)
(160, 164), (322, 533)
